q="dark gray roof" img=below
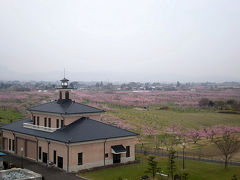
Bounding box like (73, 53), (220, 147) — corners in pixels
(0, 118), (137, 143)
(61, 78), (69, 81)
(28, 100), (105, 115)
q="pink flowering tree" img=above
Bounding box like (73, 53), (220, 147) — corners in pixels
(185, 128), (202, 144)
(144, 126), (154, 137)
(212, 126), (240, 169)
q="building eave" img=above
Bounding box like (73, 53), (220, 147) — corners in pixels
(27, 110), (104, 116)
(1, 128), (137, 145)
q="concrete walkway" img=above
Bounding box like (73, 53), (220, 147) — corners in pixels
(6, 153), (85, 180)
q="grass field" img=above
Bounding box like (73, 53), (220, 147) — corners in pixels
(79, 154), (240, 180)
(108, 106), (240, 131)
(107, 106), (240, 161)
(0, 91), (240, 179)
(0, 107), (24, 125)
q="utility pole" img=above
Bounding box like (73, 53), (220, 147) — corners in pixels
(182, 142), (185, 170)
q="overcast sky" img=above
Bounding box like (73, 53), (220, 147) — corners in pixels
(0, 0), (239, 82)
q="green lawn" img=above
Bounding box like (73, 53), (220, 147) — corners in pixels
(0, 108), (24, 124)
(109, 107), (240, 130)
(79, 154), (240, 180)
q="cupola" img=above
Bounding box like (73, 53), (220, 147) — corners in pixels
(57, 77), (73, 101)
(60, 78), (69, 88)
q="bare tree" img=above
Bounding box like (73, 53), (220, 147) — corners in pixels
(137, 132), (144, 151)
(213, 130), (240, 169)
(154, 135), (160, 152)
(161, 134), (180, 151)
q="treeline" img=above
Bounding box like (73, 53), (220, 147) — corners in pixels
(199, 98), (240, 111)
(0, 81), (56, 91)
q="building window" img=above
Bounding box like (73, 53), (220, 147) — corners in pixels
(9, 139), (11, 151)
(37, 116), (40, 125)
(78, 153), (83, 165)
(44, 118), (47, 127)
(56, 119), (59, 128)
(65, 91), (69, 99)
(126, 146), (130, 157)
(48, 118), (51, 128)
(33, 116), (36, 125)
(53, 150), (56, 164)
(105, 153), (108, 158)
(39, 147), (42, 160)
(61, 120), (64, 128)
(12, 140), (15, 151)
(59, 91), (62, 99)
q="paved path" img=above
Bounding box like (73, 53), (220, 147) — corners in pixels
(6, 153), (85, 180)
(136, 149), (240, 166)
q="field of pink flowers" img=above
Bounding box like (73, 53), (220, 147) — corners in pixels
(0, 91), (56, 113)
(1, 89), (240, 111)
(73, 89), (240, 107)
(1, 89), (240, 134)
(0, 88), (239, 121)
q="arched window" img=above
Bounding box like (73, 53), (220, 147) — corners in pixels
(59, 91), (62, 99)
(65, 91), (69, 99)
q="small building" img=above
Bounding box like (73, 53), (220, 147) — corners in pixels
(1, 78), (137, 172)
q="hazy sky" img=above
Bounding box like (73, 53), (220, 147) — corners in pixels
(0, 0), (240, 82)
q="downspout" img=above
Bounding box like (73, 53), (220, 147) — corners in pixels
(104, 138), (107, 166)
(35, 137), (38, 162)
(1, 136), (3, 151)
(65, 139), (70, 172)
(12, 132), (16, 154)
(24, 139), (27, 157)
(47, 140), (50, 165)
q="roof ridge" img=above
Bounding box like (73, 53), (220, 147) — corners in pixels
(86, 118), (138, 135)
(63, 100), (75, 113)
(73, 101), (105, 112)
(59, 117), (86, 131)
(0, 118), (30, 128)
(27, 101), (54, 111)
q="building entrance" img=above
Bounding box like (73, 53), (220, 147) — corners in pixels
(42, 152), (48, 163)
(113, 154), (121, 163)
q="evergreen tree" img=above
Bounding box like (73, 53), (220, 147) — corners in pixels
(145, 156), (159, 179)
(167, 149), (176, 180)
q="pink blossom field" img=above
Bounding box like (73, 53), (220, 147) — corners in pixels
(1, 89), (240, 134)
(1, 88), (240, 111)
(72, 89), (240, 107)
(1, 89), (240, 159)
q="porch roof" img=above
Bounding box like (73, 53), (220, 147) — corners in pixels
(111, 145), (126, 154)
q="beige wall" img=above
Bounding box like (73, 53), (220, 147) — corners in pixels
(16, 138), (25, 156)
(3, 131), (37, 159)
(31, 113), (63, 128)
(59, 89), (72, 100)
(3, 138), (8, 151)
(2, 131), (14, 152)
(64, 116), (81, 126)
(2, 130), (137, 172)
(30, 113), (101, 127)
(68, 137), (137, 171)
(26, 140), (37, 160)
